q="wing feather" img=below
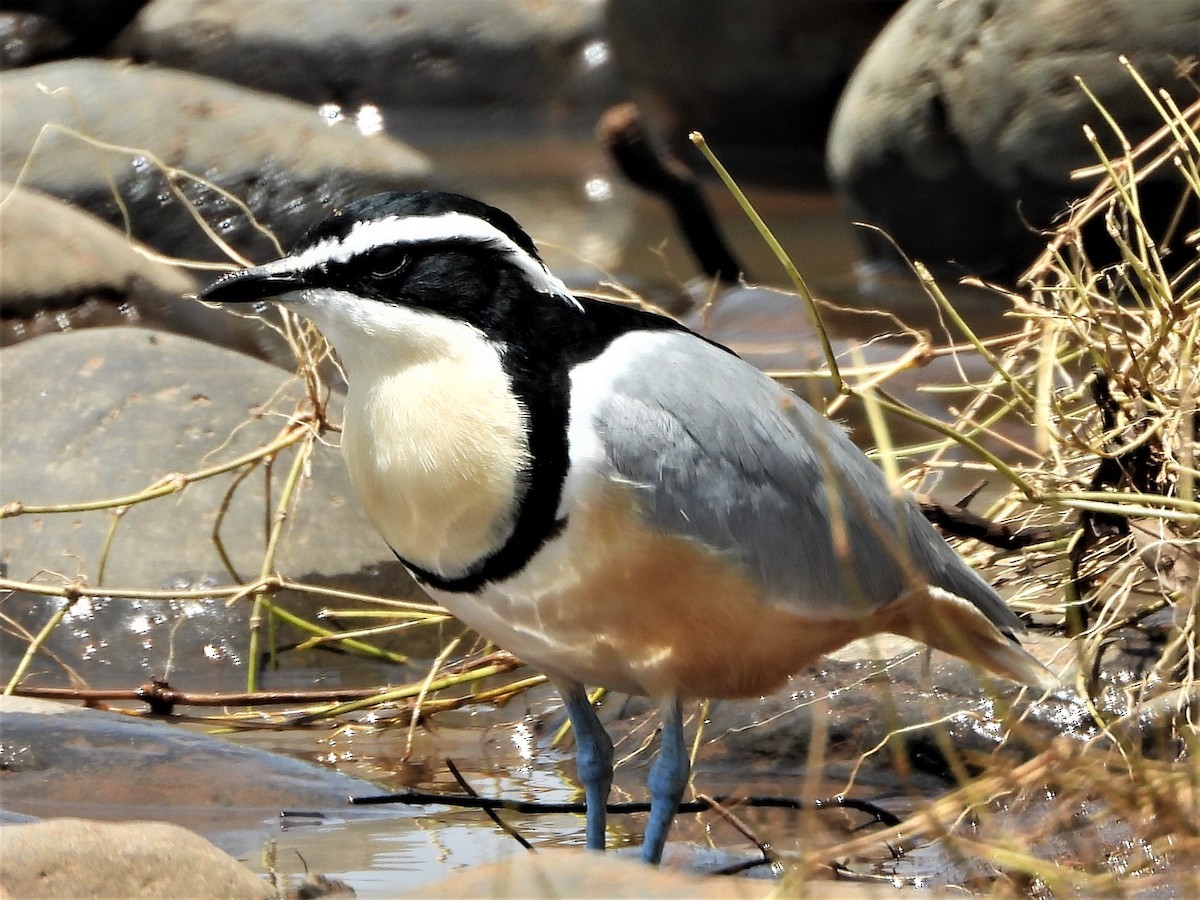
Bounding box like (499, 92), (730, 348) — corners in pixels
(584, 331), (1022, 632)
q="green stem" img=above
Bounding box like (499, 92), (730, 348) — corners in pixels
(689, 131), (844, 395)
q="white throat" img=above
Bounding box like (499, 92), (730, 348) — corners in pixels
(291, 288), (532, 578)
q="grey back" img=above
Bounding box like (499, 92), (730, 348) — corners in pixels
(592, 332), (1023, 633)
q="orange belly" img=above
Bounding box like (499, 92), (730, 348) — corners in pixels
(432, 483), (883, 699)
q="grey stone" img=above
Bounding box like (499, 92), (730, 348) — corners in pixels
(415, 848), (776, 899)
(0, 59), (431, 264)
(0, 182), (288, 364)
(0, 696), (380, 820)
(117, 0), (621, 115)
(0, 328), (425, 691)
(2, 0), (146, 57)
(0, 183), (196, 319)
(605, 0), (902, 181)
(0, 11), (72, 68)
(0, 816), (273, 899)
(827, 0), (1199, 279)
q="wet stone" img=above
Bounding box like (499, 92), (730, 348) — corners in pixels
(0, 59), (431, 264)
(0, 327), (429, 694)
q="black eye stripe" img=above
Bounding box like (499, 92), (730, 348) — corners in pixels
(359, 245), (413, 280)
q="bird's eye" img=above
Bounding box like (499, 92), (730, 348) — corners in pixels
(361, 246), (412, 280)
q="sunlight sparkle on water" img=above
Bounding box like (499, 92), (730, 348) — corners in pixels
(584, 176), (612, 202)
(511, 721), (534, 761)
(63, 596), (95, 623)
(581, 39), (610, 69)
(356, 104), (385, 136)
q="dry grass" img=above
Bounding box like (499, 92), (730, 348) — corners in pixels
(762, 68), (1199, 894)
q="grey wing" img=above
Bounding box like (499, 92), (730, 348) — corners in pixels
(591, 331), (1023, 633)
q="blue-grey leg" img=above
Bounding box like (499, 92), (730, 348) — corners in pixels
(641, 696), (688, 865)
(555, 679), (614, 851)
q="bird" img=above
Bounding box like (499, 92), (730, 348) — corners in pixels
(199, 190), (1058, 865)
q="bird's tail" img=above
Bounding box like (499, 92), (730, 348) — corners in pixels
(879, 585), (1062, 692)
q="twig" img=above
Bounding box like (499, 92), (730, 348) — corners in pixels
(694, 792), (777, 874)
(446, 758), (534, 851)
(246, 432), (314, 692)
(6, 656), (531, 717)
(599, 103), (743, 284)
(3, 593), (77, 695)
(915, 493), (1065, 550)
(0, 418), (313, 518)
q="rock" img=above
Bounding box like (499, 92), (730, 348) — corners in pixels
(605, 0), (902, 183)
(0, 183), (196, 319)
(0, 10), (72, 67)
(0, 817), (272, 899)
(116, 0), (621, 116)
(2, 0), (147, 57)
(683, 281), (1025, 451)
(0, 696), (381, 825)
(0, 59), (431, 264)
(827, 0), (1200, 280)
(0, 183), (289, 363)
(0, 328), (427, 692)
(416, 848), (777, 898)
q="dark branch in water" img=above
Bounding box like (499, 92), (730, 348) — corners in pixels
(445, 757), (534, 851)
(349, 787), (901, 827)
(600, 102), (744, 284)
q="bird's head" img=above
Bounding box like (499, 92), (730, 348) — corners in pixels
(198, 191), (579, 372)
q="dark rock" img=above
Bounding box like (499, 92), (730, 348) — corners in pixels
(0, 816), (273, 899)
(1, 0), (146, 58)
(0, 182), (289, 363)
(0, 59), (431, 264)
(827, 0), (1199, 280)
(0, 11), (72, 67)
(605, 0), (903, 183)
(0, 810), (39, 825)
(683, 281), (1026, 453)
(116, 0), (622, 118)
(0, 696), (380, 820)
(0, 328), (427, 692)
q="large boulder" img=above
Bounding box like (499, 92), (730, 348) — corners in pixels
(0, 818), (272, 899)
(0, 183), (286, 362)
(0, 696), (381, 829)
(605, 0), (903, 182)
(0, 59), (431, 265)
(0, 0), (145, 61)
(115, 0), (621, 115)
(0, 328), (427, 692)
(827, 0), (1199, 280)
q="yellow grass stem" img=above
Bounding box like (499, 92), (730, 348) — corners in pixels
(406, 636), (462, 758)
(3, 596), (73, 695)
(689, 131), (845, 395)
(1, 422), (311, 518)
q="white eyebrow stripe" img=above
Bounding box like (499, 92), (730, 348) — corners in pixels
(265, 211), (582, 310)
